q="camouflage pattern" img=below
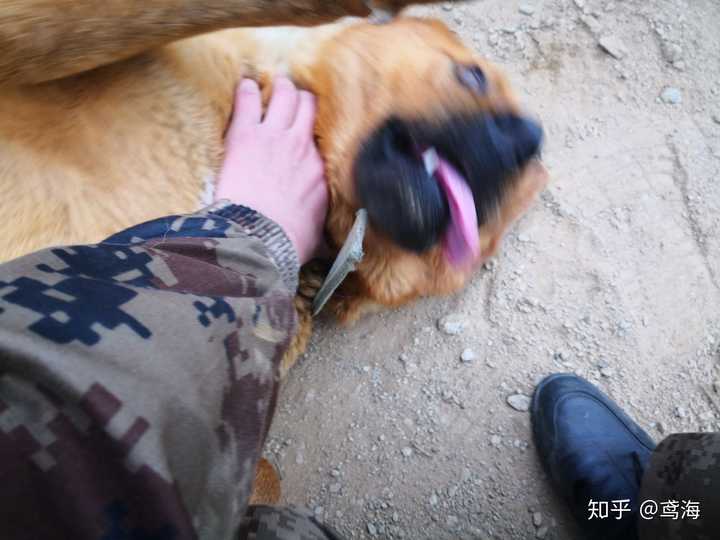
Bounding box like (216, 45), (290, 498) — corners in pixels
(639, 433), (720, 540)
(238, 506), (344, 540)
(0, 202), (309, 540)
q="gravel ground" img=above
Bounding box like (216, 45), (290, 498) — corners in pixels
(268, 1), (720, 538)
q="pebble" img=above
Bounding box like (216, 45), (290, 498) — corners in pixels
(329, 482), (342, 493)
(532, 511), (544, 527)
(401, 447), (414, 458)
(519, 4), (535, 16)
(598, 34), (628, 59)
(713, 115), (720, 126)
(674, 405), (687, 419)
(661, 41), (683, 64)
(367, 522), (377, 536)
(507, 394), (532, 412)
(660, 86), (682, 105)
(490, 435), (502, 446)
(600, 367), (615, 378)
(438, 314), (467, 335)
(461, 348), (477, 363)
(429, 493), (439, 506)
(536, 525), (549, 539)
(656, 421), (666, 434)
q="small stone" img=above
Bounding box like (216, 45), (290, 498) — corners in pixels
(600, 367), (615, 378)
(447, 515), (459, 527)
(401, 447), (414, 458)
(660, 87), (682, 105)
(519, 4), (535, 16)
(429, 493), (439, 506)
(507, 394), (532, 412)
(329, 482), (342, 493)
(532, 512), (543, 527)
(674, 406), (687, 419)
(518, 233), (531, 243)
(438, 314), (467, 335)
(713, 115), (720, 126)
(461, 348), (477, 363)
(330, 469), (340, 477)
(490, 435), (502, 446)
(598, 34), (628, 59)
(367, 522), (377, 536)
(314, 506), (324, 516)
(661, 41), (683, 64)
(656, 421), (666, 434)
(536, 525), (549, 539)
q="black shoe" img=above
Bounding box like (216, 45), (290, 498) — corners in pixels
(531, 374), (657, 540)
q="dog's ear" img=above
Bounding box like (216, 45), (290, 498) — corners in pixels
(355, 117), (449, 253)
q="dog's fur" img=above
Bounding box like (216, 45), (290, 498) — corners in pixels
(0, 0), (548, 503)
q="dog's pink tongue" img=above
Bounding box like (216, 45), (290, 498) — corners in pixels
(435, 156), (480, 268)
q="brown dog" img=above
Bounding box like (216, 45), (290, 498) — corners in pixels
(0, 2), (547, 370)
(0, 2), (548, 500)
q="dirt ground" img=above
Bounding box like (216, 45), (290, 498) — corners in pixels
(267, 1), (720, 538)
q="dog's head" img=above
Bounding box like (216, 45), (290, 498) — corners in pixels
(295, 17), (548, 321)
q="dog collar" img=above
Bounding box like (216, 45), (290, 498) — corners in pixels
(312, 209), (368, 316)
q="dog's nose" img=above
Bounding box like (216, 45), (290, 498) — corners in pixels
(492, 114), (544, 167)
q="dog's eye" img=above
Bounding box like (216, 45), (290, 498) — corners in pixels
(455, 64), (488, 95)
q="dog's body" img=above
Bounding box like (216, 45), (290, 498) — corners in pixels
(0, 24), (332, 259)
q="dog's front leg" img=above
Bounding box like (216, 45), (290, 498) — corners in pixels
(0, 0), (391, 87)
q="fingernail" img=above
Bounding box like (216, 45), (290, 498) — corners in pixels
(240, 79), (259, 92)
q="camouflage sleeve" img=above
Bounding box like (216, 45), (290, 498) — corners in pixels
(0, 201), (298, 540)
(638, 433), (720, 540)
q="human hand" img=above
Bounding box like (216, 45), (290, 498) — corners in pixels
(216, 77), (328, 265)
